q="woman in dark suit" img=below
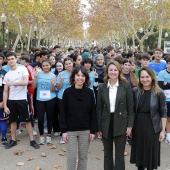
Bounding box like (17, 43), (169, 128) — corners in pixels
(130, 67), (167, 170)
(96, 61), (134, 170)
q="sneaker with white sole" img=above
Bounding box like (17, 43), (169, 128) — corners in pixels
(32, 129), (37, 136)
(165, 138), (170, 145)
(39, 137), (45, 145)
(46, 136), (52, 144)
(54, 132), (61, 137)
(59, 138), (65, 144)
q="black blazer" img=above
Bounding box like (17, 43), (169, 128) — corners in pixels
(96, 81), (134, 139)
(133, 87), (167, 133)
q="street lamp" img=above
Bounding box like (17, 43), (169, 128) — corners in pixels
(139, 27), (143, 34)
(5, 29), (9, 49)
(33, 26), (38, 47)
(1, 13), (7, 49)
(58, 34), (60, 45)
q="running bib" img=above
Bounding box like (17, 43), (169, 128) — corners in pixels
(164, 90), (170, 98)
(39, 90), (51, 99)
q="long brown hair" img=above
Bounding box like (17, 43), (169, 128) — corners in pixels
(138, 66), (161, 95)
(104, 61), (127, 83)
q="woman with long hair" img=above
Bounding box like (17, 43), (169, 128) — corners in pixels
(56, 57), (73, 144)
(96, 61), (134, 170)
(130, 67), (167, 170)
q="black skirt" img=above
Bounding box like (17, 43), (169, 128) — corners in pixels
(130, 112), (160, 170)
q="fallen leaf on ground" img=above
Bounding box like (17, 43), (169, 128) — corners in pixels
(16, 162), (24, 166)
(50, 145), (57, 149)
(17, 139), (21, 141)
(96, 156), (100, 160)
(41, 152), (46, 157)
(54, 164), (61, 169)
(59, 152), (65, 156)
(34, 167), (42, 170)
(27, 157), (36, 161)
(61, 147), (66, 152)
(14, 150), (24, 155)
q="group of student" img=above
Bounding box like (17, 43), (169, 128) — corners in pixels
(0, 45), (169, 170)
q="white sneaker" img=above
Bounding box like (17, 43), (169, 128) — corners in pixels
(59, 138), (65, 144)
(54, 132), (61, 137)
(32, 129), (37, 136)
(46, 136), (52, 144)
(44, 128), (48, 134)
(16, 129), (21, 136)
(39, 137), (45, 145)
(165, 138), (170, 145)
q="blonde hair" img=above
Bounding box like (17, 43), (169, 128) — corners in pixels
(104, 61), (127, 83)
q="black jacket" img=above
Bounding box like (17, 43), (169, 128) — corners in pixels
(133, 87), (167, 133)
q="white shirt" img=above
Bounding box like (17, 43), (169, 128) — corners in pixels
(107, 79), (119, 113)
(3, 66), (29, 100)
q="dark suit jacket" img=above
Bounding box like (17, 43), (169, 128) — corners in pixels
(133, 87), (167, 133)
(96, 81), (134, 139)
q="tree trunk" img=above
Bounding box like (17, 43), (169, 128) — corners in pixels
(27, 24), (33, 51)
(13, 34), (20, 51)
(158, 23), (163, 48)
(139, 40), (144, 52)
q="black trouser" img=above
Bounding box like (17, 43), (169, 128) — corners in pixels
(102, 114), (126, 170)
(53, 98), (60, 132)
(36, 98), (56, 135)
(138, 165), (152, 170)
(57, 99), (62, 136)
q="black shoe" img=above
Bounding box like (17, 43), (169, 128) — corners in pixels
(30, 140), (40, 149)
(5, 140), (17, 149)
(1, 137), (8, 146)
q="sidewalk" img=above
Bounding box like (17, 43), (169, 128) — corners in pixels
(0, 125), (170, 170)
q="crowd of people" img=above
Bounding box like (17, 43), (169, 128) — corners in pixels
(0, 45), (169, 170)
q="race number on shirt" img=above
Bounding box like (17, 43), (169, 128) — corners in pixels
(164, 90), (170, 98)
(39, 90), (51, 99)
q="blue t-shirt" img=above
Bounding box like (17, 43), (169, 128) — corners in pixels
(88, 71), (95, 90)
(36, 71), (56, 101)
(56, 70), (71, 99)
(158, 69), (170, 102)
(148, 61), (166, 77)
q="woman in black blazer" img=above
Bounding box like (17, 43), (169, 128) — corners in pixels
(96, 61), (134, 170)
(130, 67), (167, 170)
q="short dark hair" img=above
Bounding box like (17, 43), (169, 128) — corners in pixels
(6, 52), (17, 58)
(39, 50), (49, 58)
(68, 47), (74, 52)
(154, 48), (162, 53)
(53, 45), (60, 49)
(81, 58), (93, 71)
(166, 56), (170, 63)
(126, 52), (134, 58)
(42, 59), (51, 65)
(20, 55), (30, 63)
(0, 52), (5, 59)
(70, 65), (90, 87)
(141, 53), (151, 60)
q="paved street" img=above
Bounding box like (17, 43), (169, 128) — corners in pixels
(0, 124), (170, 170)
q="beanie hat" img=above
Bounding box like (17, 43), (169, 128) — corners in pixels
(96, 54), (104, 60)
(82, 52), (90, 59)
